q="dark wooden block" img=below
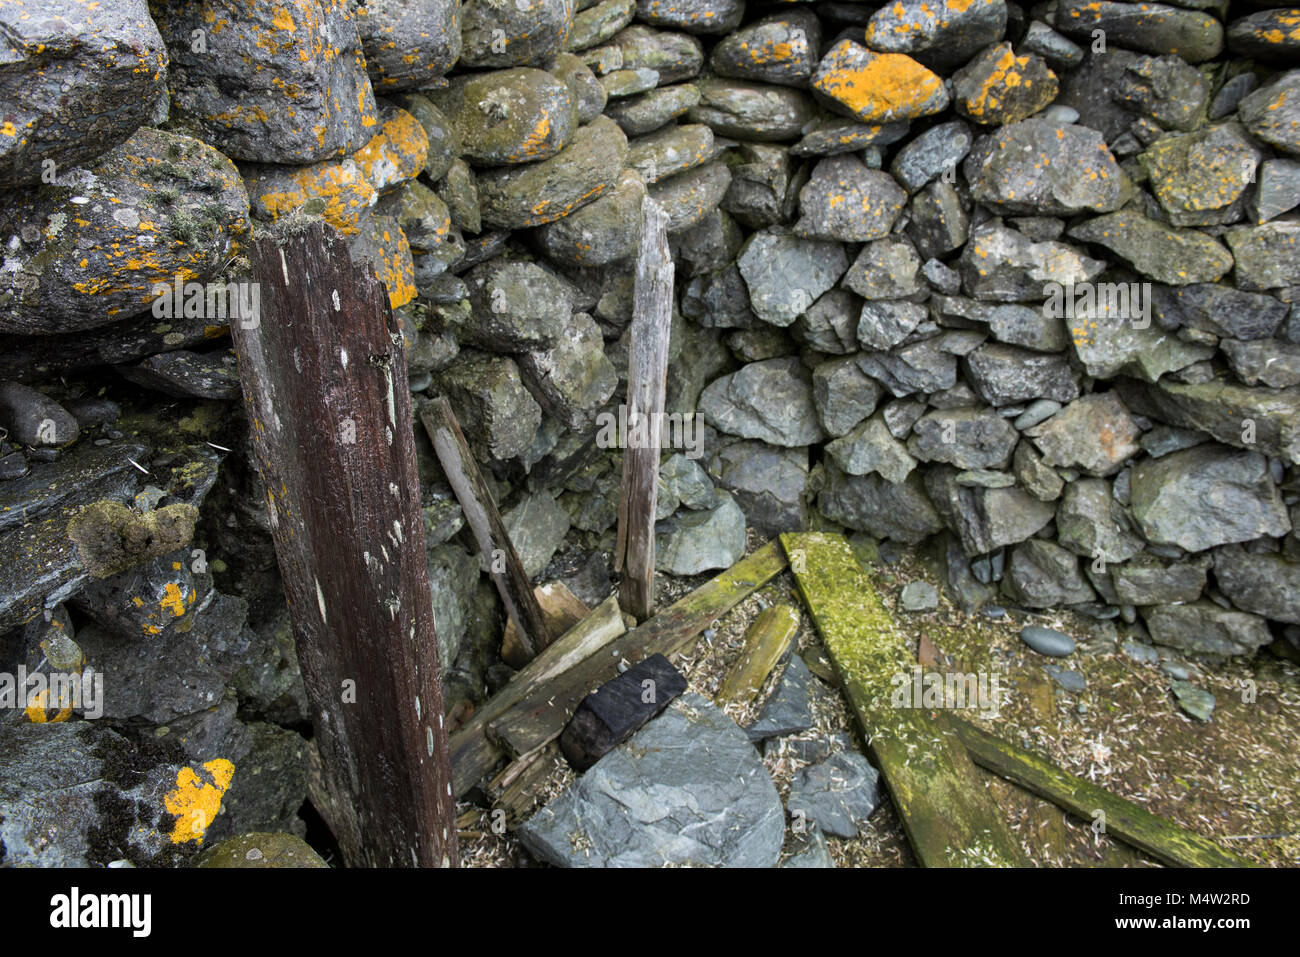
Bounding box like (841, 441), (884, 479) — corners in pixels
(559, 653), (688, 772)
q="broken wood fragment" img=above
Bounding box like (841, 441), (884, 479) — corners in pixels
(559, 653), (687, 771)
(485, 742), (563, 825)
(950, 718), (1255, 868)
(232, 222), (456, 867)
(780, 532), (1026, 868)
(615, 196), (674, 620)
(449, 594), (627, 797)
(487, 540), (788, 763)
(715, 604), (800, 707)
(501, 581), (588, 670)
(420, 396), (553, 662)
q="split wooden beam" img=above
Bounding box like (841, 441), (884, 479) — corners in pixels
(780, 532), (1026, 868)
(232, 222), (456, 868)
(420, 396), (553, 663)
(615, 195), (674, 620)
(449, 541), (788, 796)
(715, 604), (800, 707)
(449, 594), (627, 797)
(488, 540), (789, 762)
(951, 719), (1255, 868)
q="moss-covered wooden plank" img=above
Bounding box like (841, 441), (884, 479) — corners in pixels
(951, 718), (1255, 868)
(715, 604), (800, 707)
(487, 540), (789, 760)
(780, 532), (1026, 868)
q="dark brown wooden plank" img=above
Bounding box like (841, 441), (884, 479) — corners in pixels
(615, 196), (674, 620)
(488, 540), (788, 760)
(449, 594), (627, 797)
(420, 396), (552, 662)
(231, 222), (456, 868)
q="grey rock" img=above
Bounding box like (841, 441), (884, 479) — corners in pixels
(901, 581), (939, 612)
(1053, 0), (1224, 63)
(1140, 123), (1261, 227)
(1129, 445), (1291, 552)
(430, 351), (543, 463)
(1069, 212), (1233, 286)
(957, 222), (1105, 302)
(118, 350), (240, 401)
(782, 827), (835, 868)
(746, 655), (816, 741)
(656, 491), (747, 575)
(964, 345), (1080, 407)
(1013, 624), (1076, 655)
(461, 0), (574, 67)
(1004, 540), (1096, 608)
(891, 121), (973, 193)
(606, 82), (701, 136)
(1114, 54), (1209, 132)
(1014, 399), (1063, 431)
(660, 453), (720, 513)
(812, 356), (883, 437)
(787, 751), (881, 839)
(863, 0), (1007, 72)
(152, 0), (376, 163)
(794, 155), (906, 241)
(1213, 547), (1300, 624)
(635, 0), (744, 34)
(1044, 665), (1086, 691)
(1255, 159), (1300, 224)
(790, 117), (910, 158)
(819, 466), (945, 544)
(1143, 602), (1272, 658)
(428, 68), (576, 167)
(952, 43), (1060, 127)
(1225, 221), (1300, 291)
(567, 0), (636, 53)
(650, 160), (733, 233)
(843, 237), (923, 301)
(707, 438), (809, 536)
(552, 52), (608, 124)
(1025, 394), (1141, 476)
(1170, 680), (1215, 721)
(926, 467), (1056, 555)
(462, 261), (572, 351)
(1121, 640), (1161, 664)
(0, 0), (166, 187)
(1056, 479), (1144, 563)
(356, 0), (461, 91)
(738, 229), (847, 327)
(1237, 69), (1300, 158)
(907, 408), (1018, 470)
(935, 298), (1069, 353)
(856, 339), (957, 397)
(856, 301), (928, 351)
(1220, 338), (1300, 389)
(0, 383), (79, 447)
(905, 180), (971, 260)
(810, 41), (949, 122)
(710, 11), (821, 87)
(613, 25), (704, 84)
(689, 77), (818, 141)
(537, 169), (645, 268)
(1151, 282), (1288, 341)
(518, 693), (785, 867)
(1111, 552), (1212, 603)
(964, 120), (1125, 216)
(1013, 442), (1065, 501)
(699, 357), (825, 447)
(1021, 20), (1084, 67)
(827, 413), (917, 482)
(628, 123), (714, 185)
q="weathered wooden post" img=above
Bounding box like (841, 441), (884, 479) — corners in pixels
(615, 196), (674, 620)
(420, 396), (553, 661)
(231, 223), (458, 867)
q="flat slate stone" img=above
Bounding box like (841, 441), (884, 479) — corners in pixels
(518, 693), (786, 867)
(787, 750), (881, 838)
(745, 654), (817, 742)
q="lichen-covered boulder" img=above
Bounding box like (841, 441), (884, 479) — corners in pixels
(151, 0), (379, 164)
(461, 0), (574, 67)
(429, 68), (577, 167)
(0, 0), (168, 188)
(1, 129), (249, 336)
(355, 0), (461, 91)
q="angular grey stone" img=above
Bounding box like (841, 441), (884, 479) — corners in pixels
(901, 581), (939, 611)
(1053, 0), (1224, 64)
(957, 222), (1106, 302)
(1170, 680), (1215, 721)
(461, 261), (572, 351)
(856, 301), (928, 352)
(1213, 547), (1300, 625)
(843, 237), (923, 301)
(863, 0), (1008, 72)
(699, 357), (825, 447)
(738, 228), (849, 327)
(656, 490), (747, 575)
(907, 408), (1018, 470)
(518, 693), (785, 867)
(1067, 298), (1217, 382)
(503, 492), (571, 580)
(650, 160), (733, 233)
(891, 121), (974, 193)
(1150, 282), (1288, 341)
(1143, 602), (1273, 658)
(819, 466), (945, 544)
(952, 43), (1060, 127)
(1237, 69), (1300, 158)
(1114, 53), (1209, 132)
(1025, 393), (1141, 476)
(964, 120), (1126, 216)
(782, 828), (835, 868)
(710, 11), (821, 87)
(1056, 479), (1144, 564)
(689, 77), (818, 141)
(430, 351), (543, 463)
(1220, 338), (1300, 389)
(1139, 123), (1261, 227)
(1013, 441), (1065, 502)
(1225, 221), (1300, 291)
(1129, 445), (1291, 552)
(856, 339), (958, 397)
(926, 467), (1056, 555)
(606, 83), (701, 136)
(1004, 540), (1096, 608)
(746, 655), (816, 741)
(811, 356), (884, 437)
(794, 156), (906, 241)
(1255, 159), (1300, 224)
(1044, 665), (1086, 692)
(613, 25), (704, 83)
(1069, 212), (1233, 286)
(707, 438), (809, 536)
(935, 297), (1069, 353)
(827, 414), (917, 482)
(787, 751), (881, 838)
(461, 0), (574, 67)
(964, 345), (1080, 407)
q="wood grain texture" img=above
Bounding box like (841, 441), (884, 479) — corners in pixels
(420, 396), (552, 662)
(715, 604), (800, 707)
(231, 223), (457, 867)
(615, 196), (674, 619)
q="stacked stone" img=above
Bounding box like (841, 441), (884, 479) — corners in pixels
(3, 0), (1300, 863)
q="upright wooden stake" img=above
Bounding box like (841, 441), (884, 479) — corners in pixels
(420, 397), (553, 662)
(615, 196), (674, 620)
(231, 223), (457, 868)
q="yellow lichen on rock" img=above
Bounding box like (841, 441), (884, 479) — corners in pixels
(165, 759), (236, 844)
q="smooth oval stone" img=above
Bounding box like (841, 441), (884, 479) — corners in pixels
(1019, 625), (1075, 657)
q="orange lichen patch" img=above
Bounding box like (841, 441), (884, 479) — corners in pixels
(165, 759), (236, 844)
(351, 108), (429, 193)
(958, 44), (1057, 124)
(356, 220), (417, 309)
(249, 160), (377, 234)
(813, 42), (947, 122)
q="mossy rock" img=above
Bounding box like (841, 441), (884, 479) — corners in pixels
(198, 833), (328, 868)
